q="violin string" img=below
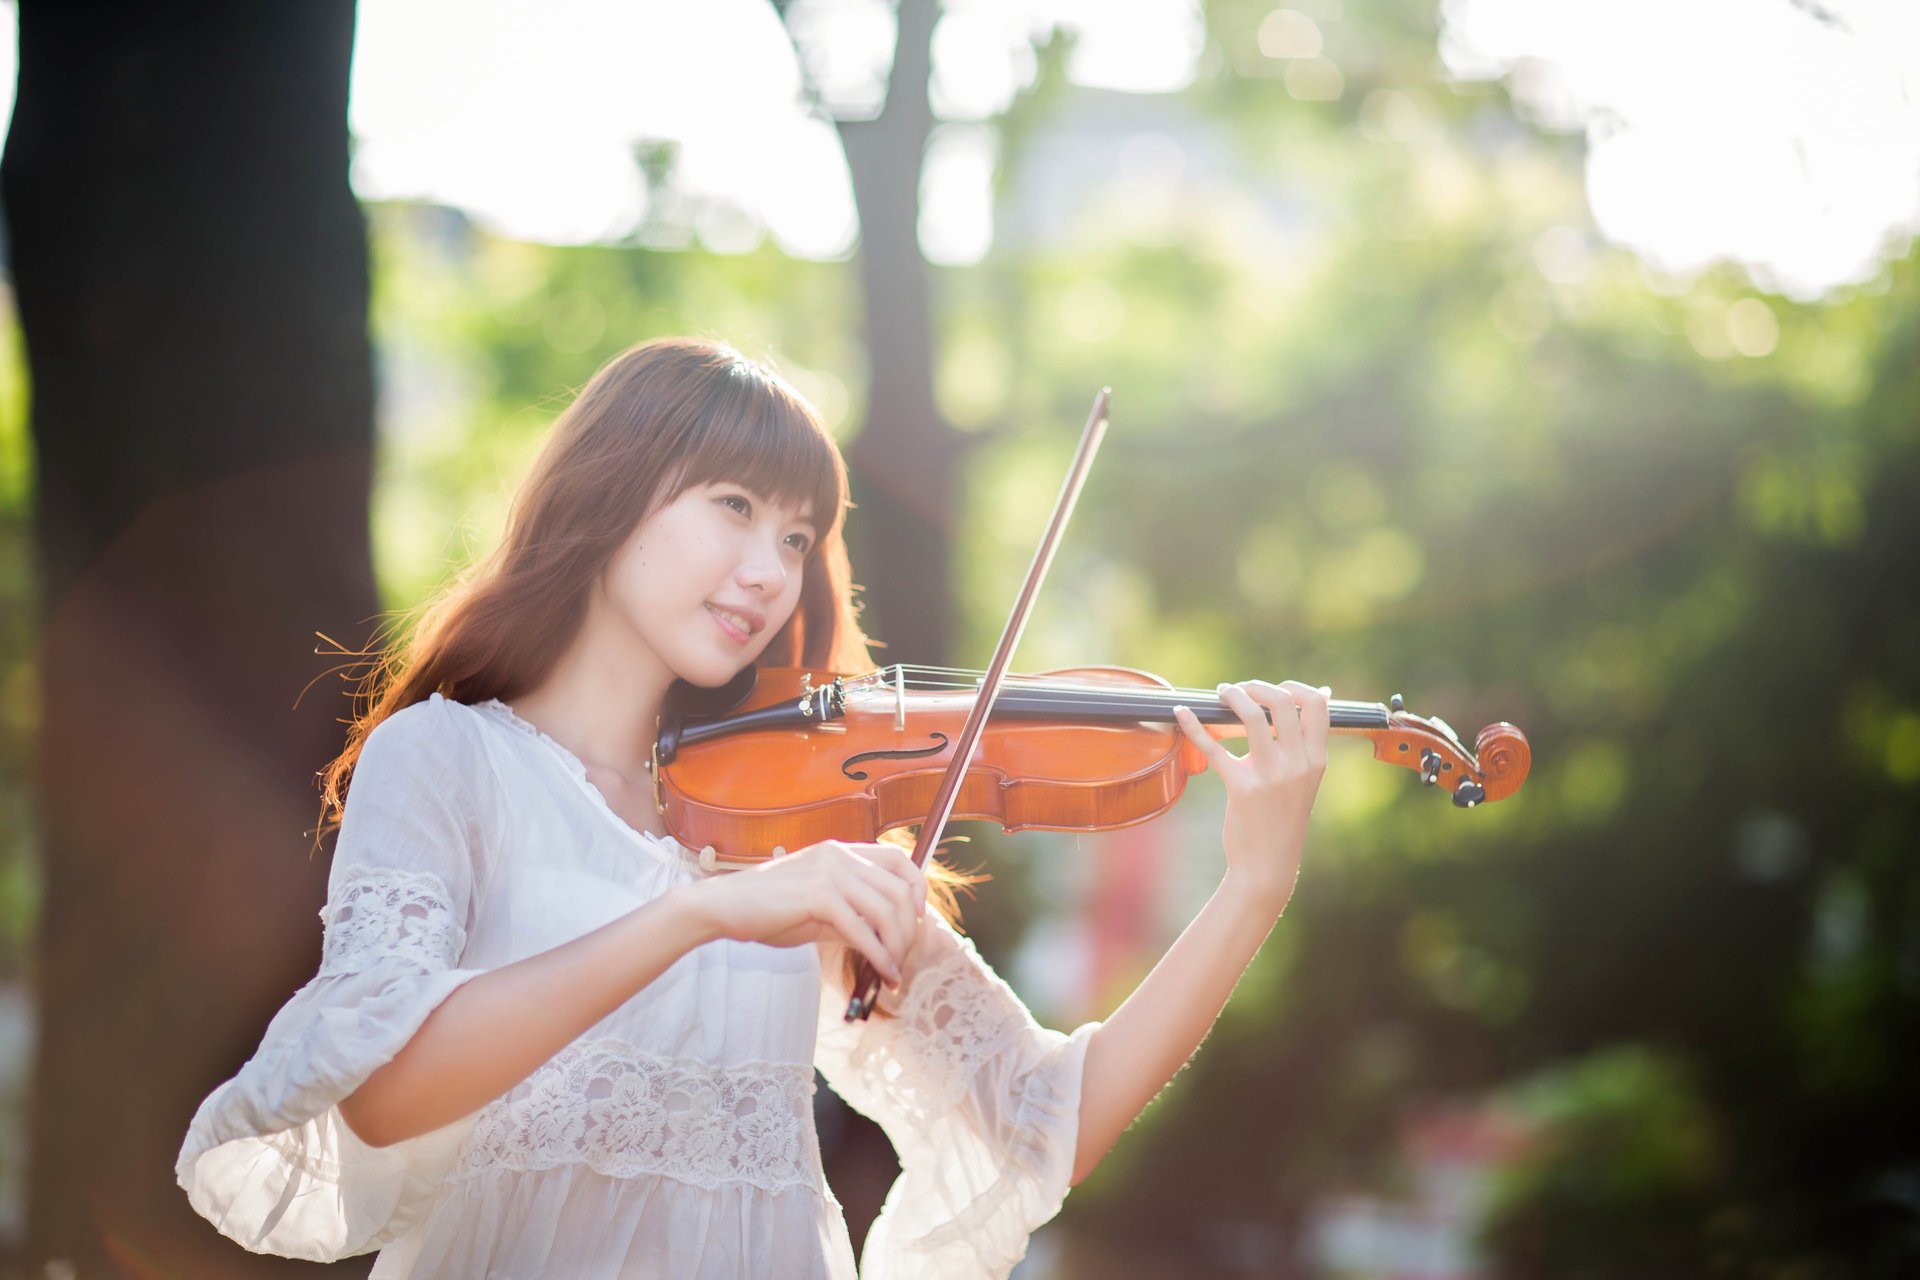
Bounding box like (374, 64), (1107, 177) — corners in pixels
(851, 665), (1374, 712)
(885, 663), (1357, 704)
(908, 672), (1375, 709)
(883, 668), (1223, 700)
(887, 663), (1228, 697)
(887, 662), (1351, 702)
(878, 676), (1365, 709)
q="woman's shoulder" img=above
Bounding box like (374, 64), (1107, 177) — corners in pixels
(347, 695), (507, 858)
(369, 690), (480, 737)
(356, 692), (495, 783)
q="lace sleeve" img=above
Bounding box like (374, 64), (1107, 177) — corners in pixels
(319, 863), (469, 977)
(176, 694), (494, 1261)
(815, 913), (1099, 1280)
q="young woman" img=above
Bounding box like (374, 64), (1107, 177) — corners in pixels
(175, 337), (1330, 1279)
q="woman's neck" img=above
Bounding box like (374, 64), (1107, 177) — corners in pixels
(509, 612), (675, 783)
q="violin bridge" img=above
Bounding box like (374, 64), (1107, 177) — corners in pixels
(893, 666), (907, 733)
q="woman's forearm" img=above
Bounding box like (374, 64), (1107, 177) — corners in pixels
(338, 881), (717, 1148)
(1070, 869), (1288, 1185)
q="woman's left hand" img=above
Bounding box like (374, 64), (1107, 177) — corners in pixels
(1173, 679), (1330, 916)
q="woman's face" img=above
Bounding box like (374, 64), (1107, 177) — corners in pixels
(597, 480), (817, 688)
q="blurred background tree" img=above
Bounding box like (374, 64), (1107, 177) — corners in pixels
(2, 2), (380, 1274)
(0, 0), (1915, 1275)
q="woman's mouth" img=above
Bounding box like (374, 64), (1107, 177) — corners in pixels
(705, 603), (755, 644)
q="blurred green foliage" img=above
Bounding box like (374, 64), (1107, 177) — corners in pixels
(1480, 1047), (1727, 1276)
(360, 206), (865, 618)
(0, 292), (31, 983)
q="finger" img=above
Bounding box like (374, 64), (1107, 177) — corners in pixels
(798, 842), (915, 958)
(1282, 680), (1331, 770)
(835, 870), (917, 974)
(842, 844), (923, 934)
(1173, 702), (1239, 775)
(818, 892), (900, 985)
(819, 842), (929, 941)
(1220, 681), (1289, 771)
(814, 898), (894, 990)
(1240, 680), (1306, 766)
(854, 841), (929, 918)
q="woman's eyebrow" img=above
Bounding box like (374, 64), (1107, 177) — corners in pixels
(758, 491), (816, 529)
(732, 485), (816, 530)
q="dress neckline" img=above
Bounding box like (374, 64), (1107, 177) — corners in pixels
(468, 696), (701, 873)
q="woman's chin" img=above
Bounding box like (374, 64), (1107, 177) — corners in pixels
(674, 653), (756, 690)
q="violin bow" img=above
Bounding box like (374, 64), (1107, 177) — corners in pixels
(845, 388), (1112, 1021)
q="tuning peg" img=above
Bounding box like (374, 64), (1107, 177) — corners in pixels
(1452, 780), (1486, 808)
(1420, 748), (1442, 785)
(1390, 693), (1405, 713)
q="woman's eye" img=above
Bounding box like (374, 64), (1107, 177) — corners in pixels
(719, 494), (751, 516)
(785, 533), (812, 554)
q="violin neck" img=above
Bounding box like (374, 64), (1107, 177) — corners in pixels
(986, 686), (1390, 734)
(665, 670), (1398, 766)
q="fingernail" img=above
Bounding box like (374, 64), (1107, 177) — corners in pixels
(1173, 703), (1190, 718)
(1318, 685), (1331, 696)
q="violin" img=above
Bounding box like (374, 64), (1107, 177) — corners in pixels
(648, 664), (1531, 867)
(655, 389), (1529, 1020)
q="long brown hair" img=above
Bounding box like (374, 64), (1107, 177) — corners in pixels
(314, 336), (971, 976)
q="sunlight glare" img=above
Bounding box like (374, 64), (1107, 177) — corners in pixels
(351, 0), (857, 257)
(1442, 0), (1920, 299)
(346, 0), (1204, 264)
(920, 124), (999, 265)
(0, 1), (1224, 266)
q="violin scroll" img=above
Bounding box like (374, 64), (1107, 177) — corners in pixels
(1473, 722), (1532, 804)
(1366, 696), (1532, 808)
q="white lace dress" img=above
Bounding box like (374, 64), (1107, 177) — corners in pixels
(176, 692), (1098, 1279)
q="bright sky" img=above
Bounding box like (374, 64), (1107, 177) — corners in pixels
(1443, 0), (1920, 299)
(0, 0), (1915, 296)
(348, 0), (1206, 262)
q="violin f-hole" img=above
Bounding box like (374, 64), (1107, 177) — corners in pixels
(841, 732), (950, 780)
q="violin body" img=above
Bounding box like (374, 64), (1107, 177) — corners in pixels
(660, 666), (1199, 860)
(651, 665), (1531, 865)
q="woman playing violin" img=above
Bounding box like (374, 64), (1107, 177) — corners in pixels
(175, 336), (1331, 1279)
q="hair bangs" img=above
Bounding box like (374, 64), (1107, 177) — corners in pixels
(672, 359), (846, 549)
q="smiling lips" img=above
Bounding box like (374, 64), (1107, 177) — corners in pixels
(705, 602), (763, 643)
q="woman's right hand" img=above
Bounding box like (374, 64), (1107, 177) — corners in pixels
(681, 840), (926, 986)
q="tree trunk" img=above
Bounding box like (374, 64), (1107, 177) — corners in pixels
(775, 0), (969, 1253)
(836, 0), (966, 670)
(3, 2), (379, 1273)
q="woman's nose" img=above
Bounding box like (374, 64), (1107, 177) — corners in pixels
(736, 547), (788, 593)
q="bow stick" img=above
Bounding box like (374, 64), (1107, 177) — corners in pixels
(846, 388), (1112, 1021)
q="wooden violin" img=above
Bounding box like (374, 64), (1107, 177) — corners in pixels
(648, 664), (1531, 867)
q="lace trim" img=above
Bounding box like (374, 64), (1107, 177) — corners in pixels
(453, 1039), (821, 1193)
(318, 864), (466, 976)
(835, 930), (1029, 1125)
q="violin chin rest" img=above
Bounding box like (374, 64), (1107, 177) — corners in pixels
(669, 666), (760, 718)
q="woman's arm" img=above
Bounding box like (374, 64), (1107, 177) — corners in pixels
(338, 882), (709, 1148)
(1071, 679), (1329, 1186)
(1070, 870), (1286, 1184)
(340, 839), (925, 1148)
